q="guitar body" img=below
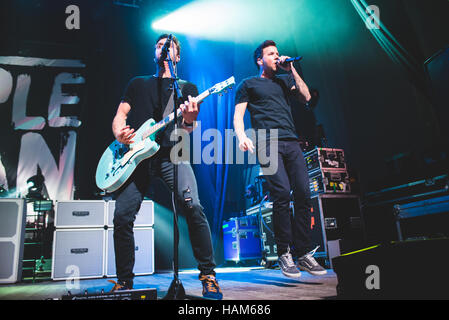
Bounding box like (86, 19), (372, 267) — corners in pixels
(95, 118), (160, 193)
(95, 76), (235, 193)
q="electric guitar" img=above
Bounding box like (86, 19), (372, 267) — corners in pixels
(95, 76), (235, 193)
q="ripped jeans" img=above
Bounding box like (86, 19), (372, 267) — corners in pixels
(113, 147), (216, 283)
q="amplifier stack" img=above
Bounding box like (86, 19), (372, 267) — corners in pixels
(304, 148), (351, 197)
(305, 148), (365, 256)
(52, 200), (154, 280)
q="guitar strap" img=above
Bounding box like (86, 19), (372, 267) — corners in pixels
(162, 80), (186, 119)
(156, 80), (187, 151)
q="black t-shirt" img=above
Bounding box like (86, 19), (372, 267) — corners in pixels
(121, 75), (199, 147)
(235, 74), (298, 141)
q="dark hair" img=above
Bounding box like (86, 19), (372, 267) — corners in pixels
(253, 40), (276, 68)
(156, 34), (181, 56)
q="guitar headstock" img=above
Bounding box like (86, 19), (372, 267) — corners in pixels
(209, 76), (235, 96)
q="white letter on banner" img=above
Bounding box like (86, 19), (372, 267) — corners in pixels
(16, 131), (77, 200)
(48, 72), (84, 128)
(0, 68), (13, 103)
(12, 74), (46, 130)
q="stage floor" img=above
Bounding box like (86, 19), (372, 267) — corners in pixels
(0, 266), (338, 300)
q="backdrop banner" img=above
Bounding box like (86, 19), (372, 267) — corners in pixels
(0, 56), (86, 201)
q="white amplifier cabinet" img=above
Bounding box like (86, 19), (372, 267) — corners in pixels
(105, 227), (154, 277)
(106, 200), (154, 227)
(0, 199), (27, 283)
(55, 200), (106, 228)
(52, 229), (105, 280)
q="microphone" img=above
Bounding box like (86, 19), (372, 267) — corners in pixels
(277, 56), (303, 65)
(159, 34), (173, 63)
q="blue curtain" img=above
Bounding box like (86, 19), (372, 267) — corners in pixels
(180, 37), (237, 250)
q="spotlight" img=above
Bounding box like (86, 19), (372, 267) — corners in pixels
(26, 174), (45, 200)
(150, 0), (296, 42)
(0, 185), (6, 198)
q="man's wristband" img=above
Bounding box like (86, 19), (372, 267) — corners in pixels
(182, 119), (194, 127)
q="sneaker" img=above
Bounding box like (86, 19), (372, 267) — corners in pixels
(297, 246), (327, 276)
(278, 249), (301, 279)
(199, 275), (223, 300)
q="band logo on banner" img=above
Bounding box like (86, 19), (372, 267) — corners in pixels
(0, 56), (86, 201)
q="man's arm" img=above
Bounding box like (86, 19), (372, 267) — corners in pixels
(290, 66), (311, 104)
(112, 102), (136, 144)
(278, 56), (311, 104)
(234, 102), (254, 153)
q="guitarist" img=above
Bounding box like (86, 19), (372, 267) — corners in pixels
(111, 34), (222, 299)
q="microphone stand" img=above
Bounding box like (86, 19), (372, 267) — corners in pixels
(162, 44), (186, 300)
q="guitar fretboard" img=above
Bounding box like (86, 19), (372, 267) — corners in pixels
(141, 88), (211, 140)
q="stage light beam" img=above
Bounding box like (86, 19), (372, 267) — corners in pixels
(151, 0), (303, 43)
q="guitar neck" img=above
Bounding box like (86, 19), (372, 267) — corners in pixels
(142, 89), (211, 140)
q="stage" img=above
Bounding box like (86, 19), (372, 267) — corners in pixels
(1, 0), (448, 304)
(0, 266), (337, 300)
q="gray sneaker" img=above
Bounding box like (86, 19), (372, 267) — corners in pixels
(278, 249), (301, 279)
(297, 246), (327, 276)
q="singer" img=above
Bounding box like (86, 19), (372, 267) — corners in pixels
(234, 40), (327, 278)
(110, 34), (223, 299)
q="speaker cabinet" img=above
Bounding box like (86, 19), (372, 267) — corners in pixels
(106, 200), (154, 227)
(105, 228), (154, 277)
(311, 194), (365, 255)
(0, 199), (26, 283)
(55, 201), (106, 228)
(51, 229), (105, 280)
(52, 200), (155, 280)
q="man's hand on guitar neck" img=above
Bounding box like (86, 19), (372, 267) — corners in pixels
(181, 95), (200, 126)
(116, 125), (136, 145)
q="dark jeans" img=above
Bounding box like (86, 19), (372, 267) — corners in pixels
(259, 139), (313, 257)
(113, 148), (216, 283)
